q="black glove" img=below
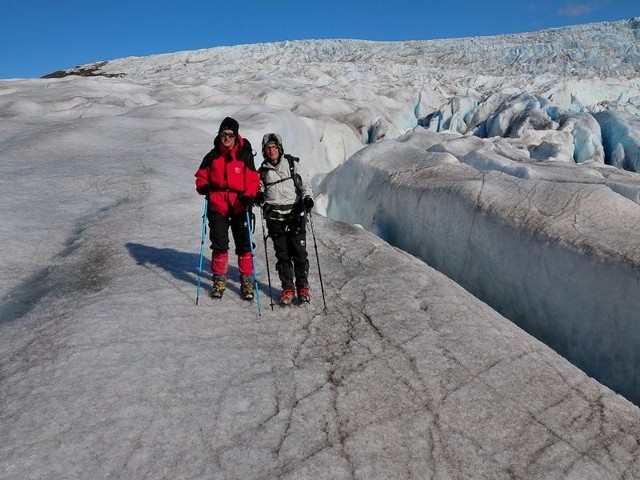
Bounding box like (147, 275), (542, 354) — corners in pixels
(198, 185), (211, 196)
(303, 196), (314, 212)
(240, 195), (254, 207)
(255, 191), (266, 206)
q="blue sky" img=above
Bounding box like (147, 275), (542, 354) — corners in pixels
(1, 0), (637, 79)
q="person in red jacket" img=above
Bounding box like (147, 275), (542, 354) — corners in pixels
(195, 117), (260, 300)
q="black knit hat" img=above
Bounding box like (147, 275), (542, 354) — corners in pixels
(218, 117), (239, 135)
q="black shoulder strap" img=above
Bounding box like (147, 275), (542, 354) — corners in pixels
(238, 139), (257, 171)
(259, 155), (302, 196)
(284, 154), (303, 195)
(259, 164), (268, 187)
(198, 147), (220, 169)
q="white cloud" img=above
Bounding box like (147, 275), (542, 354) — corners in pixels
(557, 1), (597, 17)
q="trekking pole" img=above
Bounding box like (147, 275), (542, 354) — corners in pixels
(260, 208), (275, 310)
(307, 212), (327, 313)
(195, 197), (208, 305)
(245, 208), (261, 316)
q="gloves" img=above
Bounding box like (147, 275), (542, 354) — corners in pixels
(303, 196), (314, 212)
(198, 185), (211, 196)
(255, 191), (266, 206)
(240, 195), (254, 207)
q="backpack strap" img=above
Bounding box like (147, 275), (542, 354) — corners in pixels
(199, 138), (256, 171)
(198, 147), (220, 170)
(238, 139), (257, 171)
(284, 154), (303, 195)
(259, 154), (302, 195)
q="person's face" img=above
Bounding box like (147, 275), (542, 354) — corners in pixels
(220, 130), (236, 148)
(264, 143), (280, 163)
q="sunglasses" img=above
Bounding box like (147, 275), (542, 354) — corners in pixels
(220, 132), (236, 139)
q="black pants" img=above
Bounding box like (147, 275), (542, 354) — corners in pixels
(266, 217), (309, 289)
(208, 210), (251, 255)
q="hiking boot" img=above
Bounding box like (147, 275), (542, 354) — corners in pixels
(297, 285), (311, 303)
(240, 278), (254, 301)
(279, 288), (295, 306)
(211, 277), (226, 298)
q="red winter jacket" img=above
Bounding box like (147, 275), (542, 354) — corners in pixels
(195, 134), (260, 216)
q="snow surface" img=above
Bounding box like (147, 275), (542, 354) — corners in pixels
(1, 17), (640, 479)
